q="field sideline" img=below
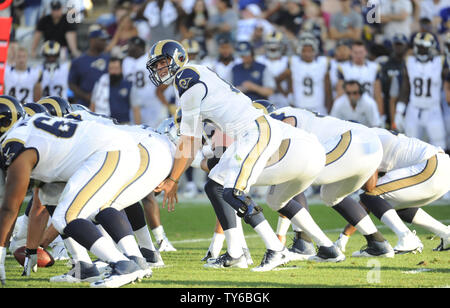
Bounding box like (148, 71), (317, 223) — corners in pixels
(2, 200), (449, 289)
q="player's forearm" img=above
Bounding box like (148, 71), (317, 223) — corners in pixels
(170, 135), (201, 181)
(26, 189), (49, 249)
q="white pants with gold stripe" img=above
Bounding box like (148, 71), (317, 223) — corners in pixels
(208, 115), (284, 194)
(314, 128), (383, 206)
(51, 139), (172, 234)
(367, 152), (450, 209)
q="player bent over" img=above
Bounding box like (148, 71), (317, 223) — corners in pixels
(335, 128), (450, 253)
(0, 95), (172, 287)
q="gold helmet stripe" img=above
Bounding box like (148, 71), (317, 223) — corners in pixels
(24, 106), (35, 116)
(0, 97), (19, 134)
(252, 102), (269, 114)
(38, 98), (63, 117)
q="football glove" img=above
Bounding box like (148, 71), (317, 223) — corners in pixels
(21, 248), (38, 276)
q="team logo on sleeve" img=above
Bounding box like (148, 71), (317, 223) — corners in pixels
(179, 77), (193, 90)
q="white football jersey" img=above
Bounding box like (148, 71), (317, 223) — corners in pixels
(1, 114), (137, 183)
(406, 55), (444, 109)
(329, 59), (348, 99)
(371, 127), (440, 172)
(4, 65), (41, 104)
(290, 56), (330, 113)
(40, 62), (70, 100)
(123, 54), (165, 127)
(337, 60), (380, 96)
(330, 92), (381, 127)
(271, 106), (367, 144)
(173, 64), (263, 138)
(208, 58), (241, 83)
(257, 55), (291, 108)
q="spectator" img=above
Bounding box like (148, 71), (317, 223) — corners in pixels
(68, 25), (110, 107)
(105, 13), (139, 55)
(268, 0), (305, 40)
(208, 0), (238, 43)
(208, 35), (238, 82)
(91, 57), (138, 124)
(380, 0), (413, 40)
(23, 0), (42, 27)
(180, 0), (209, 59)
(30, 0), (80, 58)
(330, 79), (382, 127)
(329, 0), (363, 41)
(419, 0), (449, 31)
(142, 0), (185, 47)
(302, 0), (328, 53)
(235, 4), (274, 43)
(231, 41), (275, 101)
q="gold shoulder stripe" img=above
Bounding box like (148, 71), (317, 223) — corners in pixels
(366, 155), (438, 196)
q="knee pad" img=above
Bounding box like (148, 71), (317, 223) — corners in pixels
(223, 188), (263, 225)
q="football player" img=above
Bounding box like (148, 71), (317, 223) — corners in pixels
(0, 95), (177, 287)
(123, 36), (167, 128)
(269, 105), (395, 258)
(4, 46), (42, 104)
(38, 40), (71, 100)
(147, 40), (330, 271)
(395, 32), (447, 149)
(336, 40), (384, 118)
(280, 32), (332, 114)
(335, 128), (450, 253)
(256, 30), (292, 108)
(196, 101), (344, 269)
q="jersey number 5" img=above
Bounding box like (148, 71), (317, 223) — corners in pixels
(34, 117), (78, 138)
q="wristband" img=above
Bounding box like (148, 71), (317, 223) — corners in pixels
(168, 176), (179, 184)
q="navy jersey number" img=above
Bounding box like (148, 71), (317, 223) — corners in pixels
(34, 116), (78, 138)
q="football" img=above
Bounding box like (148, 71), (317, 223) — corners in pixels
(13, 246), (55, 268)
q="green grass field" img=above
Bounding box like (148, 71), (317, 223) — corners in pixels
(3, 200), (449, 288)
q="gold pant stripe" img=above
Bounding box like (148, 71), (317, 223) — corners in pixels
(326, 130), (352, 166)
(266, 139), (290, 168)
(100, 144), (150, 211)
(366, 155), (438, 196)
(65, 151), (120, 223)
(235, 116), (271, 192)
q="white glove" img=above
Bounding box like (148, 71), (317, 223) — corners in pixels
(0, 246), (6, 286)
(22, 248), (38, 276)
(395, 102), (406, 132)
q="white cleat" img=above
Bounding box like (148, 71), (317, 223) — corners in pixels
(394, 230), (423, 254)
(90, 260), (143, 288)
(50, 261), (102, 283)
(204, 252), (248, 269)
(50, 242), (70, 261)
(433, 226), (450, 251)
(251, 248), (290, 272)
(157, 237), (177, 252)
